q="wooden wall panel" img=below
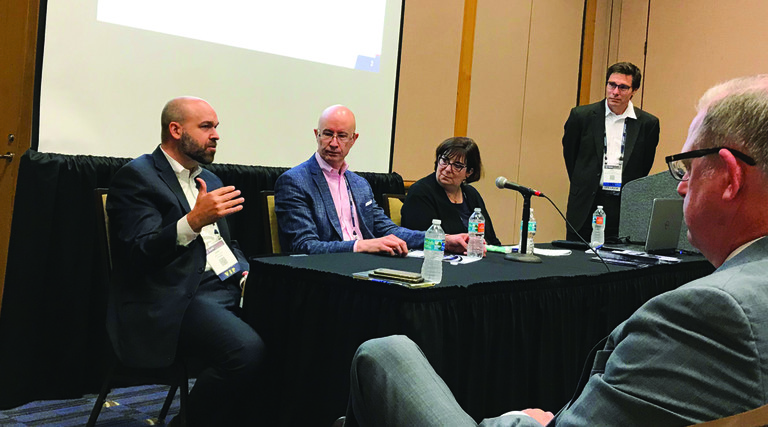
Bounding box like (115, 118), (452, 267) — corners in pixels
(642, 0), (768, 174)
(464, 0), (532, 244)
(516, 0), (584, 241)
(391, 0), (465, 179)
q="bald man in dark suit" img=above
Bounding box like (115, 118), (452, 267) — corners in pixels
(106, 97), (264, 426)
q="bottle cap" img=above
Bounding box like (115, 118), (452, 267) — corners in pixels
(474, 208), (481, 212)
(432, 219), (441, 225)
(597, 205), (603, 209)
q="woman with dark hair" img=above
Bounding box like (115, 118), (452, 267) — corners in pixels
(401, 137), (501, 245)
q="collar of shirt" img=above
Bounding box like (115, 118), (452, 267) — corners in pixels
(604, 99), (637, 121)
(160, 146), (202, 182)
(724, 236), (765, 264)
(314, 152), (361, 241)
(315, 151), (349, 175)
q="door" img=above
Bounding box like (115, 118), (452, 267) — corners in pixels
(0, 0), (39, 315)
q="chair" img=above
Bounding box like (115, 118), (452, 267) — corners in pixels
(382, 193), (406, 226)
(691, 402), (768, 426)
(261, 190), (281, 254)
(620, 171), (696, 253)
(87, 189), (189, 427)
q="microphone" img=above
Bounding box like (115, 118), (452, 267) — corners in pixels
(495, 176), (544, 197)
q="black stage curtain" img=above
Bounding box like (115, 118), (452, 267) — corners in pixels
(245, 252), (715, 426)
(0, 150), (405, 409)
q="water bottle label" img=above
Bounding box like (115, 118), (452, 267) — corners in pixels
(520, 221), (536, 233)
(424, 237), (445, 252)
(593, 216), (604, 225)
(469, 222), (485, 233)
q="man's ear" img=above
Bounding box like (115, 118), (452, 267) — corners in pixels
(720, 148), (744, 201)
(169, 122), (183, 140)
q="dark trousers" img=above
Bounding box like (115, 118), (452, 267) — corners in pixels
(178, 272), (265, 426)
(569, 190), (622, 243)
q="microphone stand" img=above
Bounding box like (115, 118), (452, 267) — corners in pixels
(505, 192), (542, 263)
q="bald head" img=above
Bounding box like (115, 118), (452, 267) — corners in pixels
(159, 96), (220, 169)
(161, 96), (210, 142)
(314, 105), (359, 169)
(317, 105), (356, 132)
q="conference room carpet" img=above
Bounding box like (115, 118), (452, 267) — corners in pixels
(0, 382), (191, 426)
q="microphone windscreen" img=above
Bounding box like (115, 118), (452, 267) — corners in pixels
(495, 176), (508, 189)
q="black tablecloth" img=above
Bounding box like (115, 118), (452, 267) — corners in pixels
(243, 249), (714, 426)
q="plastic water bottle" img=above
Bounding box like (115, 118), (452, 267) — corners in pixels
(467, 208), (485, 259)
(519, 208), (536, 254)
(421, 219), (445, 283)
(590, 205), (606, 248)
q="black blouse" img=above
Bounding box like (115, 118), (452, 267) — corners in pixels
(401, 173), (501, 245)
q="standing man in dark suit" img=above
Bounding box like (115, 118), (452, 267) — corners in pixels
(562, 62), (660, 242)
(106, 96), (265, 426)
(274, 104), (469, 255)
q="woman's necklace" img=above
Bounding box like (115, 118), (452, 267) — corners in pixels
(446, 189), (463, 204)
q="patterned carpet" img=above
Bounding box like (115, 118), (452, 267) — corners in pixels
(0, 382), (192, 427)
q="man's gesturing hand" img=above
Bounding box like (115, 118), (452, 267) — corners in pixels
(187, 178), (244, 232)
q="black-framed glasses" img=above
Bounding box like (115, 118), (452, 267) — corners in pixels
(318, 130), (354, 143)
(438, 156), (466, 172)
(665, 146), (756, 181)
(606, 81), (632, 92)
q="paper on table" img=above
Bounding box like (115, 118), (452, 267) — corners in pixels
(486, 245), (572, 257)
(406, 251), (483, 264)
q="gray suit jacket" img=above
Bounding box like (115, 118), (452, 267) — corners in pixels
(484, 236), (768, 426)
(274, 155), (424, 254)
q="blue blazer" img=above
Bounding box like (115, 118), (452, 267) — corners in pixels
(274, 155), (424, 254)
(106, 146), (248, 368)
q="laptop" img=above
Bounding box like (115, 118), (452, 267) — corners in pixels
(643, 198), (684, 254)
(604, 198), (684, 255)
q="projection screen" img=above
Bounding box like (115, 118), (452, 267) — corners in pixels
(36, 0), (404, 172)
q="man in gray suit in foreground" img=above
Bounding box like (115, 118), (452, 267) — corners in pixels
(339, 74), (768, 426)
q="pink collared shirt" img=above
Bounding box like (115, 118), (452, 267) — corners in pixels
(315, 152), (363, 244)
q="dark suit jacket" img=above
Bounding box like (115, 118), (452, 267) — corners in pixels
(105, 146), (248, 368)
(562, 100), (660, 233)
(401, 172), (501, 245)
(274, 155), (424, 254)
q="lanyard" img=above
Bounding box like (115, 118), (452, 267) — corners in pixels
(603, 120), (627, 163)
(343, 174), (359, 240)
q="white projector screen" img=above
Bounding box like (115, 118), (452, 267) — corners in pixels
(37, 0), (404, 172)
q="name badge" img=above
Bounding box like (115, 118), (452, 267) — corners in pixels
(602, 162), (623, 192)
(206, 238), (241, 281)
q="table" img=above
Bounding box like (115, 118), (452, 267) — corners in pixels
(243, 249), (714, 426)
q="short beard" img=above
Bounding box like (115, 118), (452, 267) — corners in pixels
(179, 131), (215, 165)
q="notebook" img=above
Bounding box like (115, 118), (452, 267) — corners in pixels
(604, 198), (684, 255)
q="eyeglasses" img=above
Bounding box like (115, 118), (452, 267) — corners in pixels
(318, 130), (354, 143)
(606, 81), (632, 92)
(438, 156), (466, 172)
(665, 146), (756, 181)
